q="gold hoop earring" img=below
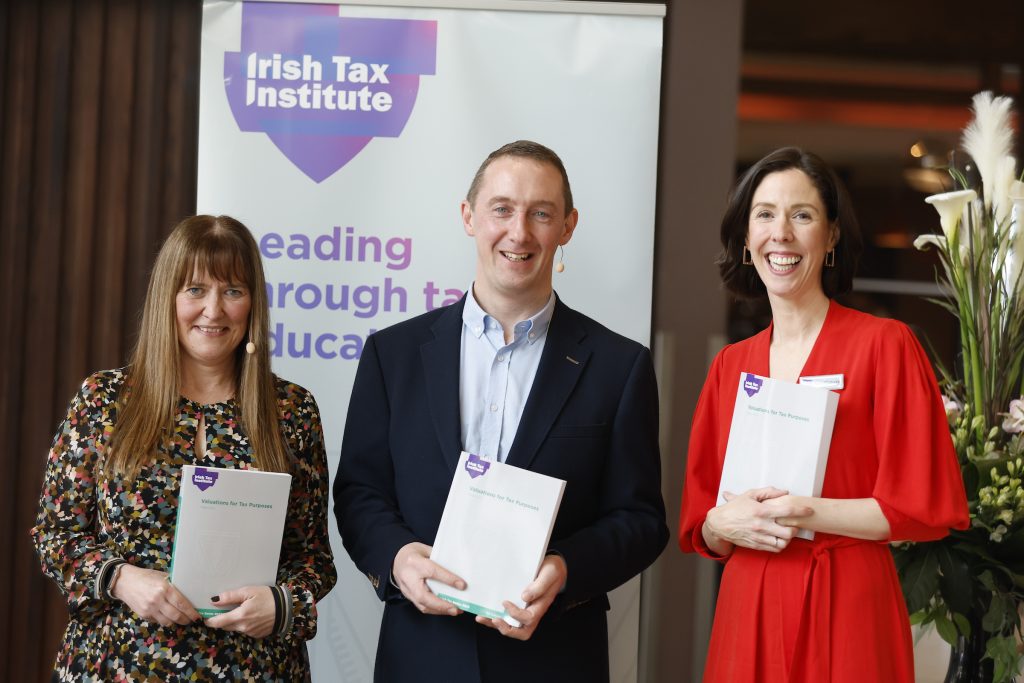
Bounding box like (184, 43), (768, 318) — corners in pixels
(742, 246), (753, 266)
(825, 250), (836, 268)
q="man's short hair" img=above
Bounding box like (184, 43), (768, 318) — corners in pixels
(466, 140), (574, 216)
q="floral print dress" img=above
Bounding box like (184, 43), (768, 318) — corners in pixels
(31, 369), (337, 682)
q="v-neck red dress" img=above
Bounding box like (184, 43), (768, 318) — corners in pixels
(679, 301), (969, 682)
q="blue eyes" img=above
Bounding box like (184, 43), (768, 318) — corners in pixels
(491, 207), (553, 219)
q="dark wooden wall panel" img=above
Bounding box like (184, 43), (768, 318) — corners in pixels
(17, 1), (70, 675)
(61, 1), (104, 386)
(1, 2), (41, 675)
(0, 1), (201, 680)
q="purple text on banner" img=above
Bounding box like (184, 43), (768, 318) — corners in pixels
(223, 2), (437, 182)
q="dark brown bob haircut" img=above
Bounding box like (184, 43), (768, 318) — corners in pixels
(466, 140), (574, 216)
(717, 146), (863, 299)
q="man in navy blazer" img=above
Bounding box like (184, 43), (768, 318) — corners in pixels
(334, 140), (668, 683)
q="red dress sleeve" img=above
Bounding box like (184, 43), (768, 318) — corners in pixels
(678, 349), (731, 559)
(870, 321), (969, 541)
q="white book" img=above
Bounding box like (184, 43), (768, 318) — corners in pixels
(170, 465), (292, 616)
(717, 372), (839, 541)
(427, 451), (566, 627)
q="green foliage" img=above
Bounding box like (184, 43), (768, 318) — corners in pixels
(900, 547), (939, 614)
(896, 119), (1024, 681)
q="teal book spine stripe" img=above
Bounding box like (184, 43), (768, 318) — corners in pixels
(434, 593), (506, 620)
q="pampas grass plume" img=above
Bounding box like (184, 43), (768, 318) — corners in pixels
(962, 90), (1015, 211)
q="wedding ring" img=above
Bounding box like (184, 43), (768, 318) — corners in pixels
(773, 536), (778, 548)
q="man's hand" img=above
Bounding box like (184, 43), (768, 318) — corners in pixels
(393, 542), (465, 616)
(112, 564), (201, 627)
(204, 585), (276, 638)
(476, 553), (567, 641)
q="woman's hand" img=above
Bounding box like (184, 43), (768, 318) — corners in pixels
(204, 585), (277, 638)
(770, 495), (891, 541)
(112, 564), (201, 627)
(703, 487), (814, 555)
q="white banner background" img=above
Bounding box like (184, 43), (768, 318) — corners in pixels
(198, 2), (663, 680)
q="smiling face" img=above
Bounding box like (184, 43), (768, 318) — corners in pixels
(747, 168), (838, 305)
(461, 156), (578, 313)
(175, 270), (252, 375)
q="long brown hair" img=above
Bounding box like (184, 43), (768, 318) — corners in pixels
(106, 215), (290, 478)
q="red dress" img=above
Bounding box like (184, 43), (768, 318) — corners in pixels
(679, 301), (969, 682)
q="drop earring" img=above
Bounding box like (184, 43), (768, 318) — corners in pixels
(824, 249), (836, 268)
(245, 341), (256, 354)
(555, 246), (565, 273)
(742, 246), (753, 265)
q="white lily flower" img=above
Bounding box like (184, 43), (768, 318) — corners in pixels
(914, 234), (945, 251)
(1009, 181), (1024, 294)
(914, 233), (971, 265)
(1008, 230), (1024, 295)
(924, 189), (977, 243)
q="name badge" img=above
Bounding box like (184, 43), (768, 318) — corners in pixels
(798, 373), (845, 390)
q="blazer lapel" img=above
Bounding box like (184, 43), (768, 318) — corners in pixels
(421, 299), (466, 473)
(505, 300), (590, 470)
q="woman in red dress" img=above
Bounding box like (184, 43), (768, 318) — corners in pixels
(679, 147), (969, 681)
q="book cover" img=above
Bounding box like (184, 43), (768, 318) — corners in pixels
(170, 465), (291, 616)
(427, 452), (566, 627)
(717, 372), (839, 541)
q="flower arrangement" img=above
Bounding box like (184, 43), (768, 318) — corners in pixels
(898, 91), (1024, 682)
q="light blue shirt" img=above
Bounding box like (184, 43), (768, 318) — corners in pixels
(460, 287), (555, 463)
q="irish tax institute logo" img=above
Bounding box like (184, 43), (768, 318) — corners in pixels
(465, 454), (490, 479)
(743, 373), (763, 398)
(192, 467), (220, 492)
(223, 3), (437, 183)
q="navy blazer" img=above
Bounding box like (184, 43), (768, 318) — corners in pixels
(334, 296), (668, 683)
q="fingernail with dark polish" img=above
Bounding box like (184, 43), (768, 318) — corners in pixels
(211, 596), (220, 603)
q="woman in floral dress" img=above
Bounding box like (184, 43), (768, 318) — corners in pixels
(31, 215), (336, 681)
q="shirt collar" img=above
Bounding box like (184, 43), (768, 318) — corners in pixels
(462, 286), (556, 345)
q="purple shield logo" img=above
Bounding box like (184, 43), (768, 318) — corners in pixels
(465, 454), (490, 479)
(743, 373), (763, 398)
(223, 3), (437, 183)
(192, 467), (219, 491)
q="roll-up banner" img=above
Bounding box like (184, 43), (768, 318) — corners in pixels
(198, 1), (664, 679)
